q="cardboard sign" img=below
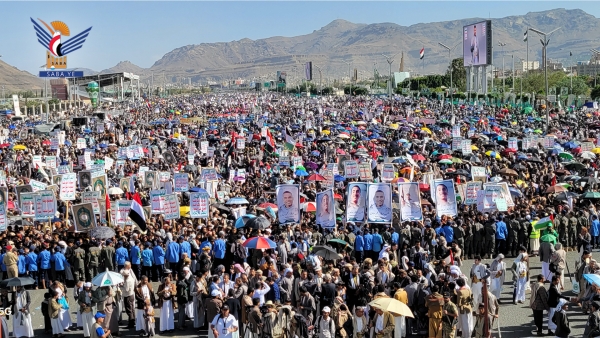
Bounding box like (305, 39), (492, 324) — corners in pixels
(174, 173), (189, 192)
(150, 189), (166, 214)
(59, 173), (77, 201)
(163, 194), (180, 220)
(20, 192), (37, 218)
(77, 138), (87, 149)
(359, 163), (373, 181)
(344, 160), (359, 179)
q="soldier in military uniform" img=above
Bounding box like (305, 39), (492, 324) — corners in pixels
(473, 217), (485, 258)
(483, 215), (496, 259)
(557, 210), (568, 248)
(508, 216), (520, 257)
(442, 292), (458, 338)
(73, 243), (86, 282)
(454, 220), (465, 252)
(463, 221), (474, 260)
(519, 214), (531, 252)
(569, 211), (579, 251)
(87, 241), (101, 281)
(101, 239), (116, 272)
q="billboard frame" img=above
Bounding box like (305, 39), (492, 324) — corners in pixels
(463, 20), (492, 67)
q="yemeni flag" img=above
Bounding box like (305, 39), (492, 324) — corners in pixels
(129, 197), (147, 231)
(523, 30), (528, 42)
(419, 47), (425, 60)
(265, 129), (276, 152)
(532, 216), (553, 231)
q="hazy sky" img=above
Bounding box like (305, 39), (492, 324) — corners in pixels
(4, 1), (600, 74)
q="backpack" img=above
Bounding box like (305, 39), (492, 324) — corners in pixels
(233, 242), (247, 260)
(314, 316), (335, 335)
(293, 313), (310, 337)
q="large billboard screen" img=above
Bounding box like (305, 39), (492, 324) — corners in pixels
(463, 20), (492, 66)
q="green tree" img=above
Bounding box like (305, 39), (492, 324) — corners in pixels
(591, 86), (600, 100)
(445, 58), (467, 91)
(554, 76), (589, 96)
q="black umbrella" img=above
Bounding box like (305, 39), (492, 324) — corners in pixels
(312, 246), (342, 260)
(247, 216), (270, 230)
(554, 191), (580, 202)
(447, 169), (470, 177)
(565, 162), (586, 171)
(526, 157), (543, 163)
(512, 163), (527, 171)
(578, 177), (600, 185)
(0, 277), (35, 289)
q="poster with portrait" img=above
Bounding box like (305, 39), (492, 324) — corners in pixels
(0, 187), (7, 207)
(346, 183), (367, 223)
(316, 189), (335, 228)
(433, 180), (458, 217)
(78, 170), (92, 189)
(15, 185), (33, 203)
(367, 183), (392, 223)
(398, 182), (423, 221)
(276, 184), (300, 224)
(144, 171), (157, 189)
(120, 177), (131, 194)
(71, 203), (96, 232)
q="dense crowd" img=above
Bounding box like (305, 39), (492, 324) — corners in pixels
(1, 92), (600, 338)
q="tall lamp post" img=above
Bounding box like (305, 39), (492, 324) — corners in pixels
(498, 42), (506, 91)
(438, 41), (461, 116)
(529, 26), (561, 132)
(591, 49), (600, 87)
(315, 65), (323, 95)
(382, 53), (399, 97)
(343, 61), (352, 96)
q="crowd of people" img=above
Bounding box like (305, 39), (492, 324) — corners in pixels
(1, 92), (600, 338)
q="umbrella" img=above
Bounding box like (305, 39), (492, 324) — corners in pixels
(306, 174), (326, 181)
(13, 145), (27, 151)
(558, 152), (574, 160)
(328, 238), (349, 246)
(235, 214), (257, 228)
(246, 216), (271, 230)
(583, 192), (600, 199)
(90, 226), (116, 239)
(313, 247), (343, 260)
(0, 277), (36, 289)
(584, 274), (600, 287)
(334, 175), (346, 182)
(226, 197), (249, 205)
(257, 203), (278, 210)
(485, 151), (501, 159)
(412, 154), (426, 161)
(369, 297), (414, 318)
(545, 185), (567, 194)
(498, 168), (518, 176)
(107, 187), (124, 195)
(565, 162), (586, 171)
(301, 202), (316, 212)
(509, 187), (523, 198)
(243, 236), (277, 249)
(554, 191), (580, 201)
(92, 269), (125, 286)
(439, 159), (452, 165)
(578, 177), (600, 185)
(512, 163), (527, 171)
(295, 169), (309, 177)
(540, 234), (556, 244)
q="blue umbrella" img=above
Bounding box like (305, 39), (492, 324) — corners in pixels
(235, 214), (257, 228)
(189, 187), (207, 193)
(295, 169), (309, 177)
(265, 206), (277, 219)
(311, 150), (321, 156)
(226, 197), (249, 205)
(392, 158), (406, 164)
(64, 140), (72, 147)
(439, 143), (450, 149)
(584, 274), (600, 287)
(509, 187), (523, 198)
(334, 175), (346, 182)
(99, 144), (108, 148)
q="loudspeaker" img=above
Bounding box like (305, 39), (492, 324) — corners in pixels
(72, 117), (88, 126)
(95, 113), (105, 120)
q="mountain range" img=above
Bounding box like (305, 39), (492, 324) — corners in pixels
(1, 8), (599, 92)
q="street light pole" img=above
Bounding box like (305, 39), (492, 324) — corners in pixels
(344, 61), (352, 96)
(498, 42), (506, 91)
(438, 41), (461, 116)
(315, 65), (323, 95)
(529, 26), (561, 132)
(591, 49), (600, 87)
(382, 53), (399, 97)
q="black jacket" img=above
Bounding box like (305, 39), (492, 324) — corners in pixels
(553, 310), (571, 338)
(548, 284), (569, 308)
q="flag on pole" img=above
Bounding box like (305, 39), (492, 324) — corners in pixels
(129, 198), (147, 231)
(419, 47), (425, 60)
(532, 216), (553, 231)
(523, 31), (528, 42)
(570, 51), (572, 57)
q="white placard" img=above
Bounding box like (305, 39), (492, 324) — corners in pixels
(174, 173), (189, 192)
(59, 173), (77, 201)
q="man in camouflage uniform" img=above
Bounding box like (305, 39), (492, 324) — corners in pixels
(442, 292), (458, 338)
(473, 217), (485, 258)
(483, 215), (496, 259)
(86, 241), (101, 281)
(508, 216), (520, 257)
(569, 211), (579, 251)
(556, 210), (569, 248)
(73, 243), (86, 282)
(463, 221), (474, 260)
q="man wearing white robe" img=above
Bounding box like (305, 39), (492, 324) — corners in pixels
(13, 286), (34, 338)
(78, 282), (96, 338)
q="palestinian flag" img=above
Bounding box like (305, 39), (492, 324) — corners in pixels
(128, 198), (147, 231)
(532, 215), (553, 231)
(419, 47), (425, 60)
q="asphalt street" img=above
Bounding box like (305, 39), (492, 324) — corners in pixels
(4, 251), (590, 338)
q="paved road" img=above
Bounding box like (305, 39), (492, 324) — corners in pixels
(5, 251), (590, 338)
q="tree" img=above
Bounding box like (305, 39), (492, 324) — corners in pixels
(591, 86), (600, 100)
(554, 76), (589, 96)
(445, 58), (467, 91)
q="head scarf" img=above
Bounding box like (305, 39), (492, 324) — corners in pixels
(555, 298), (567, 313)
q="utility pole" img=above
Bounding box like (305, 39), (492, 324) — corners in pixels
(381, 53), (399, 97)
(529, 26), (561, 132)
(344, 61), (352, 96)
(498, 42), (506, 91)
(438, 42), (461, 116)
(315, 65), (323, 95)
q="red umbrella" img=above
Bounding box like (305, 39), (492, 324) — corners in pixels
(42, 140), (51, 146)
(301, 202), (316, 212)
(502, 148), (517, 154)
(0, 143), (9, 149)
(438, 154), (452, 160)
(419, 183), (430, 191)
(306, 174), (326, 181)
(412, 154), (426, 161)
(333, 193), (343, 200)
(257, 203), (278, 210)
(336, 149), (346, 155)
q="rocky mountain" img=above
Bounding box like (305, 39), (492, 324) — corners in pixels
(0, 59), (42, 92)
(145, 8), (600, 83)
(100, 61), (145, 75)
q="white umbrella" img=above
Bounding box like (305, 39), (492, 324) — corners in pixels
(581, 151), (596, 160)
(92, 269), (124, 286)
(107, 187), (124, 195)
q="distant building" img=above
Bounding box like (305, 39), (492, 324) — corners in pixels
(518, 60), (540, 72)
(576, 57), (600, 77)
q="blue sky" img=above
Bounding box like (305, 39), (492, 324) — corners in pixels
(4, 1), (600, 74)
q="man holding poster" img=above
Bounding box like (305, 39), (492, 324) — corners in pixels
(367, 183), (392, 223)
(398, 182), (423, 221)
(276, 184), (300, 224)
(434, 180), (458, 217)
(316, 190), (335, 228)
(346, 183), (366, 222)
